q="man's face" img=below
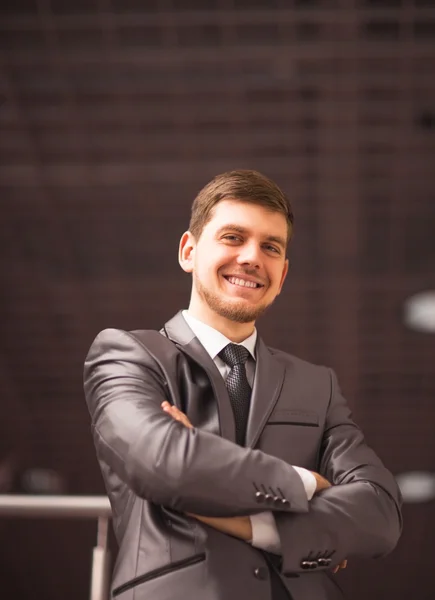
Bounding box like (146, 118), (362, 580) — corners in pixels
(180, 200), (290, 324)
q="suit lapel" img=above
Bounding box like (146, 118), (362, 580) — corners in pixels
(245, 338), (286, 448)
(163, 311), (237, 442)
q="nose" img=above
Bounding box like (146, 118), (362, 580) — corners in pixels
(236, 241), (262, 269)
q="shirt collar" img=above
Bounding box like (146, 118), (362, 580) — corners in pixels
(182, 310), (257, 361)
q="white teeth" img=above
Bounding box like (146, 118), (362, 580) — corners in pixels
(227, 276), (258, 289)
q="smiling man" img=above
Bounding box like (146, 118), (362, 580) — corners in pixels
(180, 197), (289, 337)
(84, 170), (402, 600)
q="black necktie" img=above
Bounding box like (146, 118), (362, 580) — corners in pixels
(218, 343), (251, 446)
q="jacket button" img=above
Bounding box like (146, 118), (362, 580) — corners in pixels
(300, 561), (311, 570)
(254, 567), (269, 580)
(255, 491), (265, 503)
(280, 498), (290, 507)
(317, 558), (329, 567)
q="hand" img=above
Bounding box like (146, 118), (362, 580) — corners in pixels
(332, 559), (348, 573)
(310, 471), (332, 493)
(161, 401), (193, 429)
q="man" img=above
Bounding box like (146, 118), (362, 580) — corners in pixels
(84, 170), (402, 600)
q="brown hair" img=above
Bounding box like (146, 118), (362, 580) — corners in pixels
(189, 169), (294, 242)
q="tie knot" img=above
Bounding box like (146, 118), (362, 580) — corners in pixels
(219, 343), (250, 368)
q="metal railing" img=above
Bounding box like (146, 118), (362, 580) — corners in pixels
(0, 495), (112, 600)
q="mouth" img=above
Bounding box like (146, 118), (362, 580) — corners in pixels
(223, 275), (265, 290)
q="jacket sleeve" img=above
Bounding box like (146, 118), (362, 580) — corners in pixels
(83, 328), (309, 517)
(274, 368), (402, 574)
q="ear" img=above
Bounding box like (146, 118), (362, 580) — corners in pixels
(178, 231), (196, 273)
(277, 258), (289, 295)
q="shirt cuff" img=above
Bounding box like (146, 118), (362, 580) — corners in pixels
(250, 511), (282, 554)
(293, 466), (317, 500)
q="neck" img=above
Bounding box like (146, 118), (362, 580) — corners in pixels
(187, 300), (255, 343)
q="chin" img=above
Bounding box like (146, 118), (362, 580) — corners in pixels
(196, 275), (271, 322)
(215, 298), (269, 324)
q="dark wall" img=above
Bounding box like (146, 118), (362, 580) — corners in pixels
(1, 1), (434, 599)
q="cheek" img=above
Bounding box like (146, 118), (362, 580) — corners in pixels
(202, 249), (232, 274)
(195, 255), (221, 280)
(267, 268), (285, 294)
(275, 263), (287, 287)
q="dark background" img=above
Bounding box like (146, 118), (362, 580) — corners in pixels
(1, 1), (434, 598)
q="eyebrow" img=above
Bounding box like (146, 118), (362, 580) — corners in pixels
(216, 224), (287, 250)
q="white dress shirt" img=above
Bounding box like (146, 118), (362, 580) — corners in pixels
(182, 310), (316, 554)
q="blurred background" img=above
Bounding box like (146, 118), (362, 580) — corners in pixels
(1, 0), (434, 598)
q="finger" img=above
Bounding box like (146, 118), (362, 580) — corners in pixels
(169, 406), (193, 427)
(170, 405), (184, 418)
(162, 403), (181, 419)
(333, 560), (347, 574)
(178, 413), (193, 428)
(169, 406), (186, 422)
(168, 406), (193, 428)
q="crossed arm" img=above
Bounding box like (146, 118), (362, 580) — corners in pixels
(161, 400), (348, 573)
(84, 329), (402, 575)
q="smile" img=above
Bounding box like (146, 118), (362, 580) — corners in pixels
(224, 276), (263, 289)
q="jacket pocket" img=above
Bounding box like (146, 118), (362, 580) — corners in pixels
(268, 409), (319, 426)
(112, 553), (206, 597)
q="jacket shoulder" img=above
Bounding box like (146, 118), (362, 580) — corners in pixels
(87, 327), (172, 349)
(85, 327), (179, 364)
(267, 345), (331, 377)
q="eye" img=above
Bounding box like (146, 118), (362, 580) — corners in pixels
(223, 234), (242, 242)
(264, 244), (280, 254)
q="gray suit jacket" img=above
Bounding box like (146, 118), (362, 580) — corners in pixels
(83, 311), (402, 600)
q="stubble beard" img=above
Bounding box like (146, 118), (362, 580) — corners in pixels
(194, 272), (271, 324)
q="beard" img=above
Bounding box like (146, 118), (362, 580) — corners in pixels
(194, 272), (272, 324)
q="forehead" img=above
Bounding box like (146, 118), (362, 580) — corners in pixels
(204, 199), (288, 237)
